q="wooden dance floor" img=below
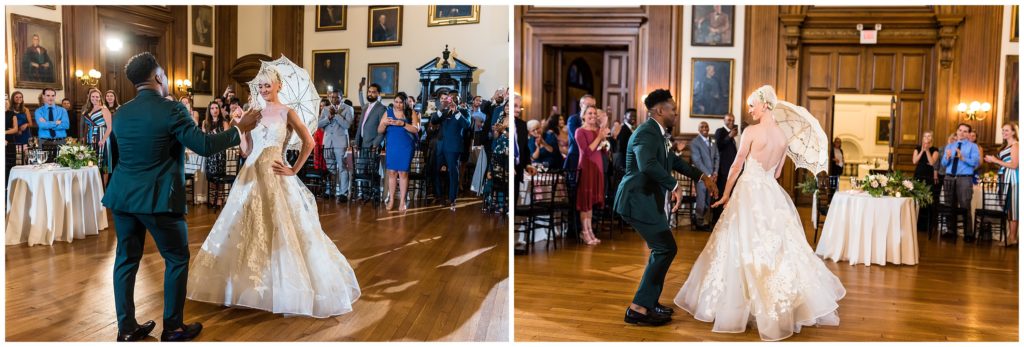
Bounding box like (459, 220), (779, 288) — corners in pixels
(514, 208), (1018, 342)
(6, 197), (508, 341)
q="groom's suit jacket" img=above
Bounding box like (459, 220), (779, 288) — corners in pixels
(102, 89), (241, 215)
(614, 118), (703, 233)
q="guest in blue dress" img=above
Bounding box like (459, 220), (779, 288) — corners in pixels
(984, 122), (1019, 246)
(378, 92), (420, 212)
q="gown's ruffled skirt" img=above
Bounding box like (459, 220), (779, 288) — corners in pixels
(187, 146), (360, 318)
(674, 158), (845, 341)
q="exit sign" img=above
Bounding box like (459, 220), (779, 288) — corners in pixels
(861, 30), (878, 44)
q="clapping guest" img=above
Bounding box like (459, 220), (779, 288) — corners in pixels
(82, 88), (113, 181)
(539, 114), (564, 169)
(941, 123), (980, 241)
(319, 90), (354, 202)
(984, 122), (1019, 246)
(356, 81), (386, 149)
(378, 92), (420, 212)
(689, 121), (719, 231)
(486, 103), (510, 212)
(575, 105), (610, 245)
(913, 131), (941, 231)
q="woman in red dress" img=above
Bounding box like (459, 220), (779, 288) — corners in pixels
(575, 105), (610, 245)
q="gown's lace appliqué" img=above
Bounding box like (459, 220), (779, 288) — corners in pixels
(675, 157), (845, 341)
(186, 106), (360, 318)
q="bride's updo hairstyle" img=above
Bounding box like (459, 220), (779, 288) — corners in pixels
(251, 67), (283, 88)
(746, 85), (778, 111)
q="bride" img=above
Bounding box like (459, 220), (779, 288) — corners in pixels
(186, 67), (360, 317)
(674, 85), (845, 341)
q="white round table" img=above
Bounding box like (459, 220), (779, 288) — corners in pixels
(815, 190), (919, 266)
(6, 165), (109, 246)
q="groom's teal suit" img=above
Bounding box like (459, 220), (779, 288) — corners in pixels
(613, 118), (704, 309)
(102, 89), (240, 332)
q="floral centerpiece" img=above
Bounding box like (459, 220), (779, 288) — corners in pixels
(859, 171), (933, 207)
(55, 140), (98, 169)
(981, 171), (999, 183)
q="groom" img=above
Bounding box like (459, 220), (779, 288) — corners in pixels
(102, 52), (260, 342)
(614, 89), (717, 326)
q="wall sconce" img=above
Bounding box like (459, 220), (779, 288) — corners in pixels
(175, 79), (193, 97)
(957, 101), (992, 121)
(75, 69), (101, 87)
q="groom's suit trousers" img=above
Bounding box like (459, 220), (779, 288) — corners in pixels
(111, 210), (189, 332)
(622, 214), (677, 309)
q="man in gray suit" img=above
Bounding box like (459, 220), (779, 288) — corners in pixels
(689, 121), (719, 231)
(356, 82), (386, 149)
(318, 90), (354, 202)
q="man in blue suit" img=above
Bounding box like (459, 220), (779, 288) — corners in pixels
(102, 52), (260, 342)
(430, 91), (471, 210)
(35, 88), (70, 144)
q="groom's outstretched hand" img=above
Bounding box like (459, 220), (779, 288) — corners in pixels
(702, 176), (719, 198)
(670, 186), (684, 213)
(234, 109), (261, 133)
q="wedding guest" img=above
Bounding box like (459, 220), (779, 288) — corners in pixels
(713, 113), (738, 222)
(512, 93), (532, 201)
(984, 122), (1018, 246)
(7, 91), (31, 147)
(935, 133), (957, 183)
(486, 103), (510, 212)
(969, 130), (983, 183)
(565, 95), (596, 172)
(222, 85), (235, 100)
(673, 138), (687, 158)
(82, 89), (113, 182)
(356, 81), (386, 149)
(913, 131), (940, 232)
(202, 101), (230, 133)
(319, 90), (354, 202)
(829, 138), (845, 179)
(613, 109), (637, 174)
(540, 114), (564, 169)
(941, 123), (980, 241)
(105, 90), (121, 113)
(470, 95), (488, 146)
(575, 105), (610, 245)
(689, 121), (719, 231)
(35, 88), (69, 144)
(180, 96), (200, 125)
(430, 90), (471, 210)
(227, 97), (243, 123)
(378, 92), (419, 212)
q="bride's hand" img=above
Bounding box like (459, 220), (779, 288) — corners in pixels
(710, 196), (729, 208)
(271, 160), (296, 176)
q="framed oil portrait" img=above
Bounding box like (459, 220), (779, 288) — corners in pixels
(191, 53), (213, 95)
(1005, 55), (1018, 126)
(689, 58), (733, 118)
(10, 14), (63, 90)
(192, 5), (213, 47)
(876, 117), (891, 144)
(427, 5), (480, 27)
(316, 5), (347, 32)
(368, 6), (403, 47)
(312, 49), (350, 97)
(1011, 5), (1019, 42)
(368, 63), (399, 98)
(691, 5), (734, 47)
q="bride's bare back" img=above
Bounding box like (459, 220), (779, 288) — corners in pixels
(742, 121), (788, 173)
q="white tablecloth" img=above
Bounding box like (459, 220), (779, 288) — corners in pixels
(6, 165), (109, 246)
(815, 190), (918, 266)
(185, 151), (208, 203)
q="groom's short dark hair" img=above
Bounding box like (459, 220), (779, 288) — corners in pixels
(125, 52), (160, 87)
(645, 89), (672, 110)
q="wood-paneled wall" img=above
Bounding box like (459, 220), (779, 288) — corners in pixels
(515, 6), (680, 124)
(215, 6), (238, 97)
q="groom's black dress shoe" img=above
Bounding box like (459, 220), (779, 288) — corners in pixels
(160, 322), (203, 342)
(653, 303), (675, 316)
(117, 320), (156, 342)
(624, 308), (671, 326)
